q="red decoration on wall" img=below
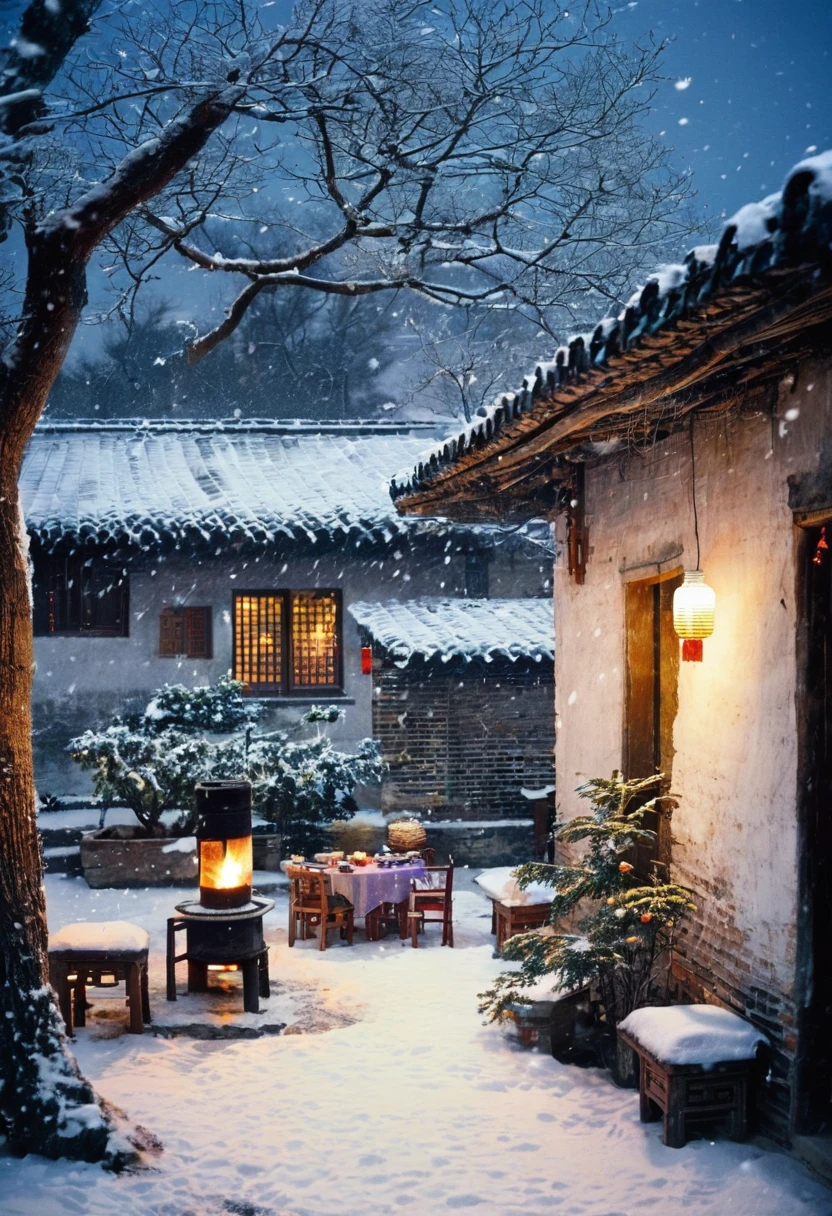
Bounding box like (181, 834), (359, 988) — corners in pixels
(813, 526), (828, 566)
(361, 646), (373, 675)
(682, 638), (703, 663)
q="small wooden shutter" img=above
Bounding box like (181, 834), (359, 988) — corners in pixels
(185, 607), (212, 658)
(160, 608), (185, 655)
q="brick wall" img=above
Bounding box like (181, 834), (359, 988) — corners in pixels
(667, 877), (797, 1140)
(372, 653), (555, 819)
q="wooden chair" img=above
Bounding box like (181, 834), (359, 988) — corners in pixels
(287, 866), (354, 951)
(408, 860), (454, 947)
(365, 899), (408, 941)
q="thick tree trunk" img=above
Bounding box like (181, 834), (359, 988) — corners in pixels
(0, 230), (121, 1160)
(0, 87), (237, 1162)
(0, 478), (114, 1160)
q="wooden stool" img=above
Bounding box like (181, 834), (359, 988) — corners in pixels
(494, 900), (551, 951)
(617, 1006), (765, 1149)
(48, 921), (151, 1036)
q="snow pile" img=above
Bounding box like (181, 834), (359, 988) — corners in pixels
(392, 148), (832, 501)
(348, 597), (555, 663)
(48, 920), (150, 953)
(619, 1003), (768, 1067)
(474, 865), (553, 906)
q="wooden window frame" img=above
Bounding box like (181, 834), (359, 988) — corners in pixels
(232, 589), (343, 697)
(159, 606), (213, 658)
(32, 554), (129, 638)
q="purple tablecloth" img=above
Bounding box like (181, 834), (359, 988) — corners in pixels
(329, 861), (425, 919)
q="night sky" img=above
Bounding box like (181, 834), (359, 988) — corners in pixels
(615, 0), (831, 224)
(3, 0), (829, 224)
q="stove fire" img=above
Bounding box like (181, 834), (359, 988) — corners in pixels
(195, 780), (253, 910)
(168, 779), (272, 1013)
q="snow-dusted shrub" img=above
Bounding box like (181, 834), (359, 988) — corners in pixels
(478, 773), (695, 1028)
(141, 675), (260, 733)
(69, 679), (384, 844)
(69, 723), (214, 835)
(244, 733), (384, 856)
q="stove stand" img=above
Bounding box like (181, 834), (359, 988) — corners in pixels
(166, 897), (274, 1014)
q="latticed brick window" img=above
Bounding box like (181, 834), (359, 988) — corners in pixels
(233, 591), (341, 695)
(159, 607), (213, 658)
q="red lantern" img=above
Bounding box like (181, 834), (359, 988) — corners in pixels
(361, 646), (373, 675)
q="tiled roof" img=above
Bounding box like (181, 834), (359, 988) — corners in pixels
(392, 151), (832, 516)
(347, 597), (554, 663)
(21, 420), (441, 550)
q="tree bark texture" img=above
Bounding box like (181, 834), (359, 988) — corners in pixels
(0, 88), (237, 1161)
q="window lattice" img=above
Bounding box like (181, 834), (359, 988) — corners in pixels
(234, 595), (283, 689)
(292, 593), (339, 687)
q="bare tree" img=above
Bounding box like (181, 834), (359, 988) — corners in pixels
(0, 0), (690, 1163)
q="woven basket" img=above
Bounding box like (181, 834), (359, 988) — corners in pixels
(387, 818), (427, 852)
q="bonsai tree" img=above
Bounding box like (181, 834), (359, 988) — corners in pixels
(478, 773), (695, 1031)
(69, 678), (384, 848)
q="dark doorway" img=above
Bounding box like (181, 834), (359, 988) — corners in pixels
(624, 571), (683, 878)
(795, 524), (832, 1136)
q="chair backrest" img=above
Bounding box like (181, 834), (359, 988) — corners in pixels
(286, 865), (327, 913)
(413, 858), (454, 895)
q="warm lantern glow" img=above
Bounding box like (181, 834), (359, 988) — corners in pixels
(199, 835), (253, 908)
(673, 570), (715, 662)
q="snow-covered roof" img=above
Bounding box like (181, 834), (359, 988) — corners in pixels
(21, 420), (442, 551)
(393, 150), (832, 518)
(347, 597), (554, 663)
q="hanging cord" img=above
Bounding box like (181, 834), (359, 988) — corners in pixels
(689, 416), (701, 569)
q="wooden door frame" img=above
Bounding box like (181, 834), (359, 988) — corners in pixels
(622, 566), (683, 878)
(793, 516), (832, 1134)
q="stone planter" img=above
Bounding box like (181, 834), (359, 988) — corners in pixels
(80, 829), (198, 888)
(605, 1027), (639, 1089)
(501, 987), (592, 1055)
(502, 999), (558, 1053)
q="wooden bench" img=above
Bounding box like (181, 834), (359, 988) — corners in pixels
(617, 1005), (766, 1149)
(48, 921), (151, 1036)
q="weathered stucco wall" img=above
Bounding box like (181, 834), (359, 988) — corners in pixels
(554, 358), (832, 1130)
(32, 535), (551, 795)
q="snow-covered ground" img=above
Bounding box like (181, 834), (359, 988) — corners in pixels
(1, 873), (831, 1216)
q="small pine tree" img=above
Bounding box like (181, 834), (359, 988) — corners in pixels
(478, 772), (695, 1026)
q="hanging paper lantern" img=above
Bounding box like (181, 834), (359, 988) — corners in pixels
(361, 646), (373, 675)
(673, 570), (715, 662)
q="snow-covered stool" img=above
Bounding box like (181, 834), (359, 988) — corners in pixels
(617, 1005), (768, 1148)
(474, 867), (553, 951)
(48, 921), (151, 1036)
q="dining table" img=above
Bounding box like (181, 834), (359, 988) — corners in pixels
(328, 859), (426, 921)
